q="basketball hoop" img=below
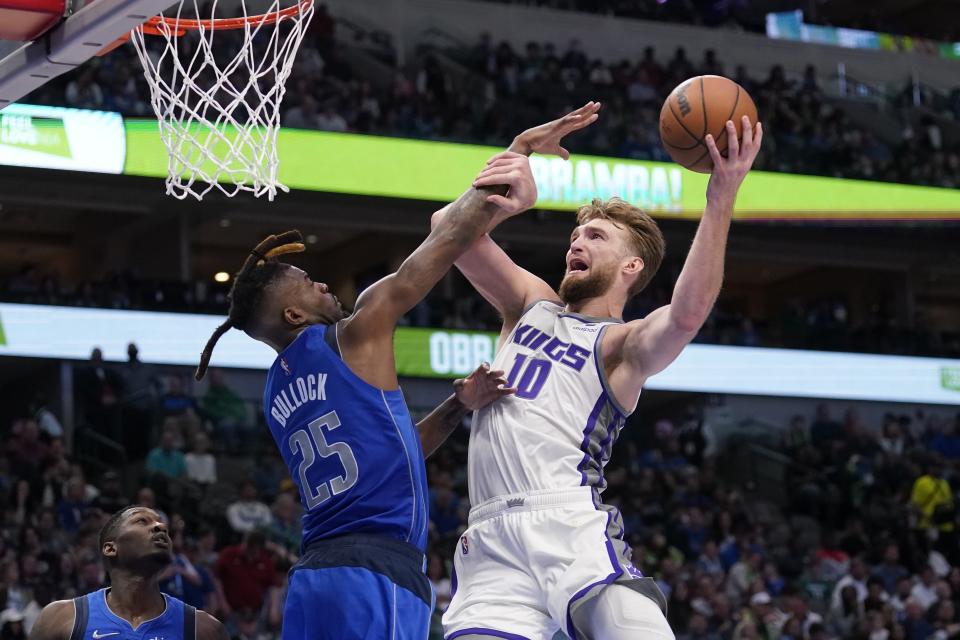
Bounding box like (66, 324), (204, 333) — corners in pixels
(128, 0), (314, 201)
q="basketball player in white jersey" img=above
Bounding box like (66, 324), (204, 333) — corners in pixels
(434, 111), (762, 640)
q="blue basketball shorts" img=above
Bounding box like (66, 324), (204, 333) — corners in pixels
(282, 533), (434, 640)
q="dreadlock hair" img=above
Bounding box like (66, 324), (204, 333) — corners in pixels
(195, 230), (305, 381)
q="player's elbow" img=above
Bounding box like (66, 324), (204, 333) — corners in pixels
(670, 308), (708, 334)
(430, 209), (445, 229)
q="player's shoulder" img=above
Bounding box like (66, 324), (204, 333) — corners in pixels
(30, 599), (77, 640)
(195, 610), (229, 640)
(518, 297), (563, 320)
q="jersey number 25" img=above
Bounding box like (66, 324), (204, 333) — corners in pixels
(288, 410), (359, 510)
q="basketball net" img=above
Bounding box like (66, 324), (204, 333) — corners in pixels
(130, 0), (314, 201)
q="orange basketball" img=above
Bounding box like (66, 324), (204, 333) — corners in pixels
(659, 75), (758, 173)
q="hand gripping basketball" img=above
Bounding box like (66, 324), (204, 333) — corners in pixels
(704, 115), (763, 203)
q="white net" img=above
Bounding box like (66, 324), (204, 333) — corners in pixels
(130, 0), (314, 201)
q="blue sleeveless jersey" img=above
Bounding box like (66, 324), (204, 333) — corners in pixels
(263, 323), (429, 551)
(71, 589), (192, 640)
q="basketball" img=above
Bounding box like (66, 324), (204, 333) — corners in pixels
(659, 75), (758, 173)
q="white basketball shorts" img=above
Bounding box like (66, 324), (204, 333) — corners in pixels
(442, 487), (666, 640)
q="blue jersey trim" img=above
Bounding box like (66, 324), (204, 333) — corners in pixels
(99, 589), (171, 631)
(380, 389), (417, 544)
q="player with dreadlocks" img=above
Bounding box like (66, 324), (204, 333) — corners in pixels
(193, 105), (600, 639)
(29, 506), (227, 640)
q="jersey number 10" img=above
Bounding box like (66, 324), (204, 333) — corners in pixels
(288, 410), (359, 510)
(506, 354), (552, 400)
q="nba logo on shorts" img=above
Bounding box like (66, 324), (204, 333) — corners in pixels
(460, 535), (469, 555)
(280, 358), (292, 376)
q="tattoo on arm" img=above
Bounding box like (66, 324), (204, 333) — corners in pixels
(417, 394), (470, 459)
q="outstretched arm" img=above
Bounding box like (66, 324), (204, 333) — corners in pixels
(432, 102), (602, 335)
(612, 117), (763, 392)
(416, 364), (515, 458)
(337, 154), (537, 389)
(352, 157), (536, 326)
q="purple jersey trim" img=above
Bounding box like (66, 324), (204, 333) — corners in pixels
(602, 508), (621, 570)
(564, 568), (622, 639)
(576, 394), (606, 485)
(450, 564), (458, 598)
(594, 414), (623, 491)
(592, 325), (630, 417)
(565, 501), (626, 639)
(447, 628), (532, 640)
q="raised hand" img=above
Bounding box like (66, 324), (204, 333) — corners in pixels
(453, 363), (516, 411)
(704, 115), (763, 205)
(473, 151), (538, 216)
(509, 101), (601, 160)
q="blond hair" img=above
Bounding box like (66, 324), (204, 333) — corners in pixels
(575, 197), (665, 296)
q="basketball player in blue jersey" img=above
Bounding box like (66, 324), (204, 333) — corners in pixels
(188, 105), (598, 640)
(435, 116), (763, 639)
(29, 506), (226, 640)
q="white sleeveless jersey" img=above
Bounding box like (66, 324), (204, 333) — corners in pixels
(468, 300), (632, 504)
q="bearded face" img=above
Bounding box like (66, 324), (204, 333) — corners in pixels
(558, 260), (617, 305)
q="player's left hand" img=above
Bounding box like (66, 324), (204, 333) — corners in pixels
(509, 101), (601, 160)
(473, 151), (538, 216)
(454, 363), (516, 410)
(704, 115), (762, 205)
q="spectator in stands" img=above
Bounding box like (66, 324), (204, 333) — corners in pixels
(56, 477), (88, 535)
(862, 576), (888, 614)
(873, 543), (910, 595)
(903, 598), (934, 639)
(11, 480), (36, 528)
(0, 561), (29, 613)
(810, 403), (843, 449)
(64, 68), (104, 110)
(159, 376), (201, 445)
(929, 414), (960, 460)
(90, 470), (127, 516)
(726, 548), (763, 604)
(700, 49), (724, 76)
(315, 102), (348, 133)
(184, 432), (217, 487)
(0, 607), (27, 640)
(910, 565), (939, 612)
(201, 369), (249, 453)
(145, 427), (187, 482)
(29, 396), (63, 441)
(910, 457), (956, 560)
(880, 415), (908, 456)
(889, 575), (913, 615)
(282, 94), (320, 129)
(134, 486), (168, 525)
(265, 493), (301, 558)
(226, 481), (273, 535)
(7, 420), (48, 479)
(74, 552), (105, 594)
(34, 508), (69, 557)
(426, 552), (452, 614)
(697, 539), (724, 579)
(121, 342), (159, 457)
(159, 534), (214, 611)
(428, 473), (461, 538)
(832, 557), (869, 610)
(74, 347), (122, 431)
(214, 531), (276, 618)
